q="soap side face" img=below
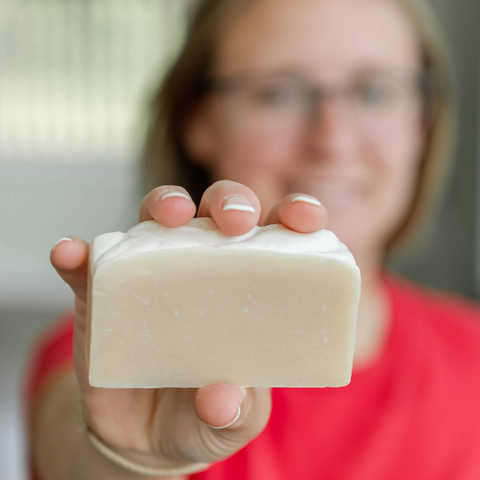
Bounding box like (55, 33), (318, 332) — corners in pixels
(87, 248), (360, 388)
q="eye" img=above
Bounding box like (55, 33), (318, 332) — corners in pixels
(355, 80), (397, 107)
(252, 83), (304, 108)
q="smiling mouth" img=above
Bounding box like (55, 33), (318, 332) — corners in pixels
(287, 178), (364, 210)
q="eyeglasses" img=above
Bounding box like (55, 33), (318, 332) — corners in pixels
(207, 70), (438, 138)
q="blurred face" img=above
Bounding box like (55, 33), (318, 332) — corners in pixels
(186, 0), (426, 257)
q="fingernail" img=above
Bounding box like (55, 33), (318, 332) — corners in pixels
(291, 195), (322, 207)
(238, 387), (248, 401)
(209, 405), (242, 430)
(53, 237), (73, 250)
(222, 195), (255, 213)
(159, 191), (191, 202)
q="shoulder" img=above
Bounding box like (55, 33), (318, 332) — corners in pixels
(384, 271), (480, 322)
(23, 310), (75, 421)
(384, 271), (480, 360)
(28, 310), (75, 379)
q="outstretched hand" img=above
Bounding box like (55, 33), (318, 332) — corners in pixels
(50, 180), (327, 470)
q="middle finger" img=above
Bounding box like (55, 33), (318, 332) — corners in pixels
(197, 181), (261, 237)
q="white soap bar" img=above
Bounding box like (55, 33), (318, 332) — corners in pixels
(86, 218), (361, 388)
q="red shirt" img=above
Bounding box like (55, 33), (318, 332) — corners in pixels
(24, 273), (480, 479)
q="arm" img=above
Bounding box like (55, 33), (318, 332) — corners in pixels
(32, 369), (186, 480)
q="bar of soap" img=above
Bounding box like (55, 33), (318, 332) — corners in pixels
(86, 218), (361, 388)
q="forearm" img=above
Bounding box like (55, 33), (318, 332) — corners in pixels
(32, 371), (186, 480)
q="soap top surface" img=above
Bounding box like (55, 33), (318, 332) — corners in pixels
(91, 218), (358, 275)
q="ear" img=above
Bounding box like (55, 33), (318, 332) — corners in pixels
(184, 100), (217, 168)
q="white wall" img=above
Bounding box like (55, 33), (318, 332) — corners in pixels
(0, 162), (143, 480)
(0, 162), (143, 312)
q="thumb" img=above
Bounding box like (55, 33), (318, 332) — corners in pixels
(185, 383), (272, 462)
(194, 384), (247, 429)
(50, 236), (90, 302)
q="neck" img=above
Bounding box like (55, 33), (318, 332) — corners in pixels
(350, 247), (391, 370)
(353, 244), (384, 285)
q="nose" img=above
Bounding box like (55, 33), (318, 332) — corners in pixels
(304, 94), (359, 162)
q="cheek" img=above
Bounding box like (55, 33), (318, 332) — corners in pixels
(374, 124), (423, 193)
(366, 125), (423, 240)
(333, 129), (422, 255)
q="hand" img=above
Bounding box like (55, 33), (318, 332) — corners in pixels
(50, 180), (328, 470)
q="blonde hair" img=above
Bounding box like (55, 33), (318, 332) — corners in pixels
(142, 0), (454, 254)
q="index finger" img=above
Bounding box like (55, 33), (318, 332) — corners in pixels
(139, 186), (197, 227)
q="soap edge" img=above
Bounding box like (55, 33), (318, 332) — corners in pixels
(91, 246), (360, 277)
(86, 242), (93, 385)
(90, 219), (356, 275)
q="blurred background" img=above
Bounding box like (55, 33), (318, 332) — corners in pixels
(0, 0), (479, 478)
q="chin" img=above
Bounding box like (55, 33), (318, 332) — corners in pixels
(324, 215), (368, 257)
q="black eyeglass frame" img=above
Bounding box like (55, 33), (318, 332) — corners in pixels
(204, 68), (445, 129)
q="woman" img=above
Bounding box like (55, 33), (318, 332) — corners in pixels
(26, 0), (480, 478)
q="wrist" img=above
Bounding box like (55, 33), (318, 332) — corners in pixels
(77, 397), (210, 477)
